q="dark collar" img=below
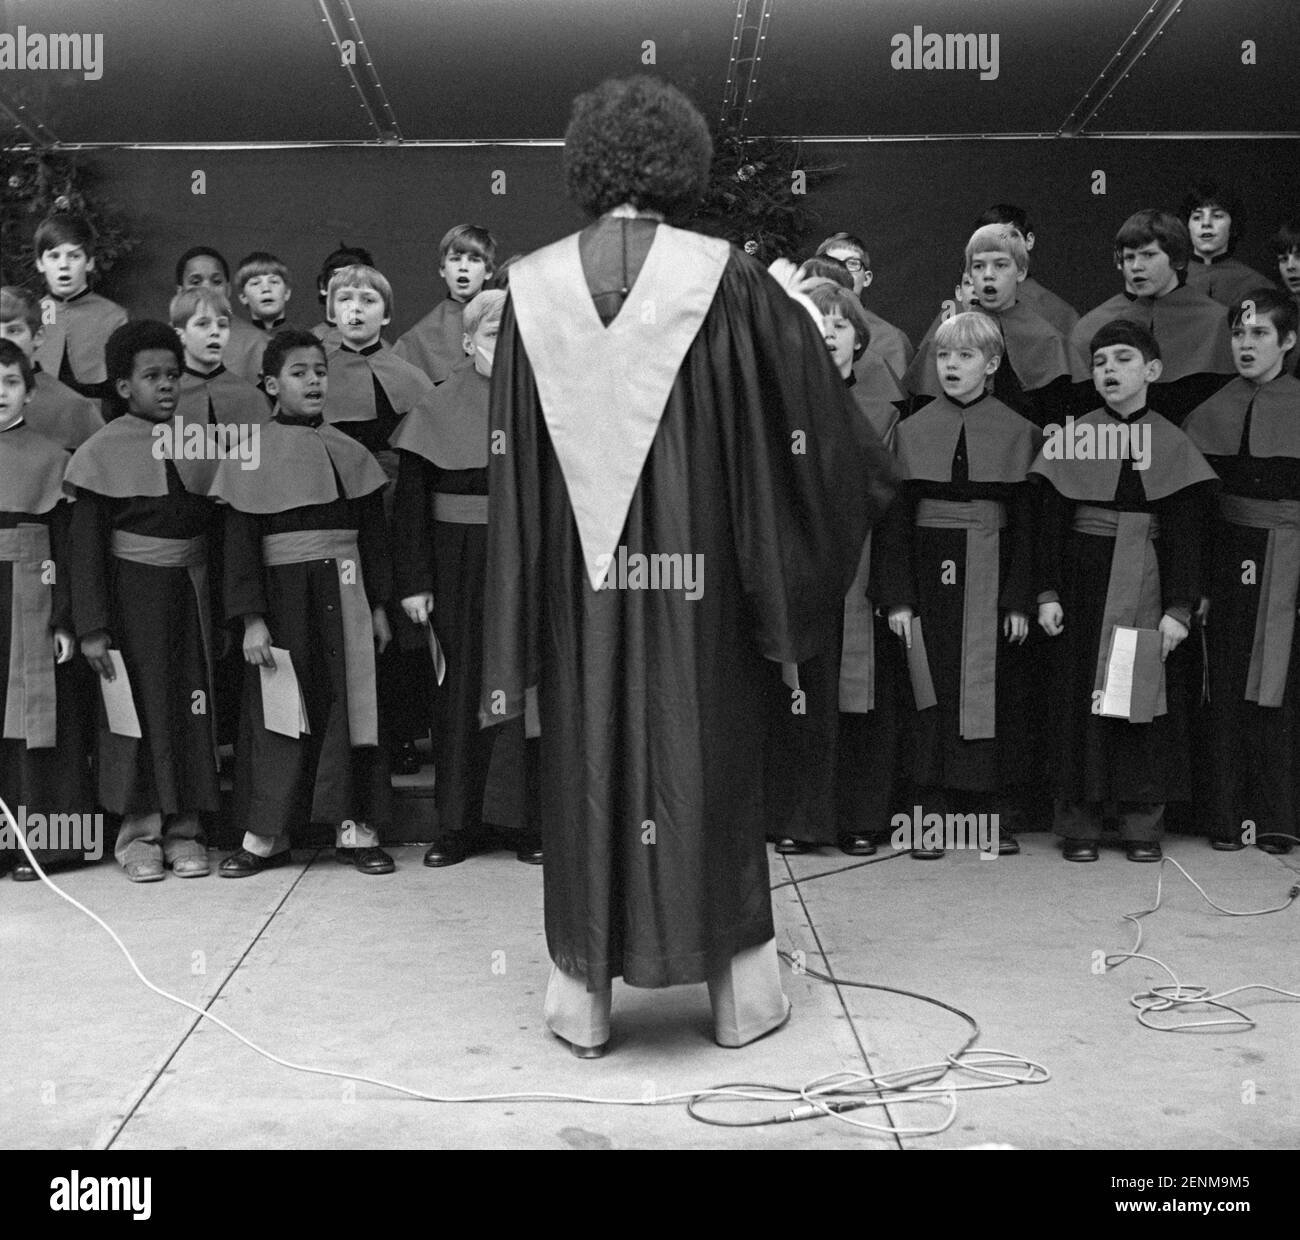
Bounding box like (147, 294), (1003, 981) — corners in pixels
(273, 410), (323, 429)
(950, 391), (987, 410)
(339, 340), (384, 357)
(0, 417), (26, 432)
(47, 285), (91, 306)
(184, 363), (226, 380)
(1103, 403), (1149, 422)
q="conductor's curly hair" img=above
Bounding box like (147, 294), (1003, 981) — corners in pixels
(563, 76), (712, 219)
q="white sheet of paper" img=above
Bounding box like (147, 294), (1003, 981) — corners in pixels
(99, 651), (142, 737)
(427, 625), (447, 687)
(1100, 626), (1138, 718)
(260, 647), (310, 738)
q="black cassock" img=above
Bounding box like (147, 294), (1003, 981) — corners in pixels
(874, 393), (1040, 793)
(763, 383), (903, 845)
(66, 418), (221, 817)
(215, 416), (394, 838)
(1032, 406), (1218, 803)
(481, 218), (895, 990)
(391, 359), (529, 837)
(1184, 374), (1300, 842)
(0, 423), (95, 856)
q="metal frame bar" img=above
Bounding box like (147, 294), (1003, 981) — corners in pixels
(1058, 0), (1187, 136)
(316, 0), (402, 143)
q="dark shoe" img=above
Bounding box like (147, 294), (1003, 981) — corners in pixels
(515, 834), (544, 866)
(554, 1034), (608, 1060)
(774, 837), (813, 855)
(389, 741), (423, 775)
(1125, 841), (1163, 862)
(1257, 837), (1294, 855)
(1063, 839), (1099, 862)
(12, 850), (84, 882)
(423, 836), (468, 867)
(353, 846), (395, 875)
(838, 834), (877, 857)
(996, 831), (1020, 856)
(1211, 838), (1246, 852)
(218, 847), (293, 878)
(910, 846), (945, 860)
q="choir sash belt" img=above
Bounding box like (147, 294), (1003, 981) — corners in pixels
(0, 525), (56, 750)
(260, 529), (378, 746)
(1219, 493), (1300, 707)
(433, 492), (489, 524)
(110, 530), (219, 756)
(914, 498), (1006, 739)
(1072, 505), (1167, 718)
(839, 530), (875, 712)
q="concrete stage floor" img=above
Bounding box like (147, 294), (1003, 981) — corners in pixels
(2, 833), (1297, 1150)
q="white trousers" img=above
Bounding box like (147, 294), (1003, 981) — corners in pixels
(544, 937), (790, 1049)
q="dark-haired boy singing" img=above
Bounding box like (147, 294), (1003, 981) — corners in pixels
(213, 329), (395, 877)
(1034, 319), (1217, 862)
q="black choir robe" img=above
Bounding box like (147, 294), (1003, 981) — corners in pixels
(393, 297), (468, 385)
(33, 287), (128, 399)
(176, 364), (271, 427)
(66, 416), (221, 817)
(874, 393), (1040, 792)
(213, 416), (394, 837)
(764, 382), (903, 844)
(0, 421), (95, 862)
(324, 338), (435, 750)
(1031, 406), (1218, 804)
(1183, 374), (1300, 840)
(481, 216), (895, 990)
(1069, 284), (1235, 426)
(25, 365), (104, 450)
(391, 360), (529, 836)
(905, 300), (1074, 428)
(1185, 255), (1272, 308)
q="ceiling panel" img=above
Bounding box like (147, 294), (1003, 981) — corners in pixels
(0, 0), (376, 142)
(353, 0), (736, 140)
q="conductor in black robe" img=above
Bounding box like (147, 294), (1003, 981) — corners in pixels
(480, 77), (896, 1056)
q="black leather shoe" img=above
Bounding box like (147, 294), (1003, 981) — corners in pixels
(423, 837), (468, 867)
(218, 848), (293, 878)
(353, 846), (395, 875)
(390, 741), (423, 775)
(12, 850), (84, 882)
(1063, 839), (1099, 862)
(1211, 838), (1246, 852)
(1125, 841), (1163, 862)
(515, 835), (544, 865)
(996, 831), (1021, 856)
(1257, 838), (1294, 855)
(838, 835), (877, 857)
(774, 837), (813, 855)
(910, 846), (945, 860)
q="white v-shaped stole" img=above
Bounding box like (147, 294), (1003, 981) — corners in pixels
(509, 225), (730, 590)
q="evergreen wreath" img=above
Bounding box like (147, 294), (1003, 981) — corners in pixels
(1, 141), (137, 291)
(689, 120), (841, 264)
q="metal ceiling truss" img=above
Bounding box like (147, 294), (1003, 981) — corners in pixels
(315, 0), (402, 144)
(719, 0), (776, 136)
